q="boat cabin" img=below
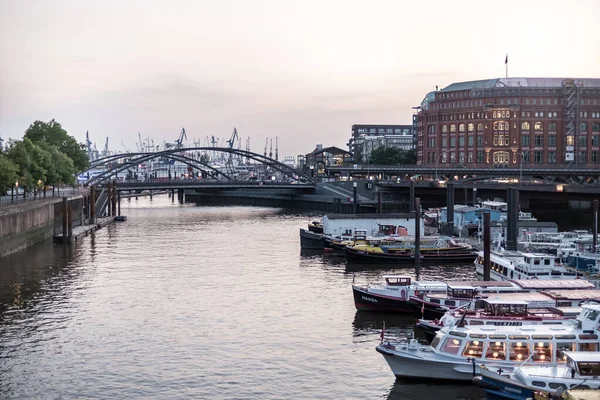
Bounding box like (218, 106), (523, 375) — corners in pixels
(474, 299), (529, 317)
(383, 275), (411, 287)
(563, 351), (600, 377)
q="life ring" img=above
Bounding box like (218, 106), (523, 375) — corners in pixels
(401, 289), (406, 298)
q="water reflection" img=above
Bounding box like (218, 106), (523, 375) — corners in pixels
(386, 381), (485, 400)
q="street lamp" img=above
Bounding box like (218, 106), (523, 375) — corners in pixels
(435, 151), (447, 181)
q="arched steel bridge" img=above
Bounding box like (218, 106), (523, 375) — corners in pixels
(84, 147), (312, 185)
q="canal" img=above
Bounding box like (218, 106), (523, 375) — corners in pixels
(0, 195), (484, 399)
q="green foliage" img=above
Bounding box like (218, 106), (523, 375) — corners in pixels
(368, 147), (416, 165)
(5, 138), (48, 189)
(0, 154), (19, 194)
(37, 142), (76, 186)
(24, 119), (89, 172)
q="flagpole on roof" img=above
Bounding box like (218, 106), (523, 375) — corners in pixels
(505, 54), (508, 79)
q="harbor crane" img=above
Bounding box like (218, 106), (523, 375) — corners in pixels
(175, 127), (187, 149)
(226, 128), (239, 149)
(264, 138), (268, 157)
(103, 137), (109, 157)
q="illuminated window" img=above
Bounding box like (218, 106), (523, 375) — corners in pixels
(534, 121), (543, 131)
(462, 340), (484, 358)
(477, 123), (484, 131)
(450, 124), (457, 133)
(459, 124), (465, 132)
(556, 342), (576, 363)
(485, 341), (506, 360)
(567, 136), (574, 146)
(442, 125), (448, 133)
(533, 341), (553, 363)
(468, 123), (475, 132)
(522, 122), (530, 130)
(509, 342), (531, 361)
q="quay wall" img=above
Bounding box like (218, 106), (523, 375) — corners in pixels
(0, 198), (85, 258)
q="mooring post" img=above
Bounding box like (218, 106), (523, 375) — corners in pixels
(107, 181), (112, 217)
(118, 191), (121, 216)
(90, 186), (96, 224)
(377, 191), (383, 214)
(506, 188), (519, 251)
(67, 204), (73, 244)
(594, 199), (599, 250)
(352, 182), (358, 214)
(171, 189), (175, 202)
(446, 182), (455, 236)
(62, 197), (68, 244)
(483, 211), (491, 281)
(409, 180), (415, 212)
(472, 187), (477, 206)
(415, 197), (421, 268)
(112, 180), (117, 217)
(150, 190), (153, 200)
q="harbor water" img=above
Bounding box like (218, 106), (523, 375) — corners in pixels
(0, 196), (485, 399)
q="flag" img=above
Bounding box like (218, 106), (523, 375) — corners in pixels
(505, 54), (508, 65)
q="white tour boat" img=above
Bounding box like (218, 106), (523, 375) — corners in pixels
(376, 304), (600, 381)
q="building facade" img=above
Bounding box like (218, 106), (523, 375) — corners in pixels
(349, 124), (414, 162)
(416, 78), (600, 167)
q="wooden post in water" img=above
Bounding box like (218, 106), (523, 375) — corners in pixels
(594, 199), (599, 250)
(353, 182), (358, 214)
(62, 197), (68, 244)
(118, 191), (121, 216)
(171, 189), (175, 202)
(483, 211), (491, 281)
(67, 204), (73, 243)
(90, 186), (96, 224)
(112, 180), (117, 217)
(107, 181), (112, 217)
(377, 191), (383, 214)
(415, 197), (421, 268)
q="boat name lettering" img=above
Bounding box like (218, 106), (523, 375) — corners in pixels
(503, 386), (522, 394)
(361, 296), (378, 303)
(493, 321), (523, 326)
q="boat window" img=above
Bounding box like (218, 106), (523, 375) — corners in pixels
(557, 301), (572, 307)
(579, 342), (599, 351)
(445, 300), (456, 307)
(556, 342), (576, 363)
(430, 336), (441, 349)
(449, 331), (467, 337)
(440, 337), (463, 355)
(577, 362), (600, 376)
(509, 342), (531, 361)
(485, 341), (506, 360)
(549, 383), (567, 390)
(489, 334), (507, 339)
(544, 259), (551, 265)
(585, 309), (600, 321)
(554, 335), (577, 340)
(508, 335), (530, 340)
(469, 321), (484, 325)
(579, 334), (599, 340)
(462, 340), (484, 358)
(532, 335), (553, 340)
(533, 342), (552, 362)
(469, 333), (487, 339)
(430, 299), (441, 304)
(531, 381), (546, 388)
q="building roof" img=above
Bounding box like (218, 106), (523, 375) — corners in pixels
(439, 77), (600, 92)
(306, 146), (351, 156)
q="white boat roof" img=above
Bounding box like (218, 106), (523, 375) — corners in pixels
(542, 289), (600, 300)
(483, 299), (529, 306)
(562, 351), (600, 362)
(382, 275), (411, 280)
(512, 280), (595, 290)
(448, 280), (516, 288)
(481, 201), (507, 206)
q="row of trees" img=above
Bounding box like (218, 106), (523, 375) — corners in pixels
(0, 120), (89, 195)
(368, 147), (416, 165)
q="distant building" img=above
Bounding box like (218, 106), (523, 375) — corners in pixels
(303, 145), (352, 178)
(349, 124), (414, 162)
(416, 77), (600, 167)
(283, 155), (296, 168)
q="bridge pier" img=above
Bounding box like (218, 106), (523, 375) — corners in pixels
(107, 181), (112, 217)
(178, 188), (184, 204)
(409, 180), (415, 212)
(90, 186), (96, 225)
(445, 182), (455, 235)
(117, 191), (121, 216)
(112, 180), (117, 217)
(150, 190), (153, 200)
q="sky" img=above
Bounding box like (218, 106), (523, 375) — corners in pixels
(1, 0), (600, 159)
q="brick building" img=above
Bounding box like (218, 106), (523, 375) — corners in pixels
(416, 78), (600, 168)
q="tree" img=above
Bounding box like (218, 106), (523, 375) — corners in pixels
(37, 142), (76, 187)
(24, 119), (89, 172)
(369, 147), (416, 165)
(0, 154), (19, 194)
(5, 138), (48, 190)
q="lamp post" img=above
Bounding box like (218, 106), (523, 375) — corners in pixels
(435, 151), (446, 181)
(15, 181), (19, 203)
(519, 150), (531, 187)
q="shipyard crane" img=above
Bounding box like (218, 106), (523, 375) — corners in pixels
(175, 127), (187, 149)
(275, 137), (279, 161)
(85, 131), (92, 159)
(103, 137), (109, 157)
(226, 128), (239, 149)
(269, 138), (273, 159)
(121, 141), (131, 153)
(264, 138), (268, 157)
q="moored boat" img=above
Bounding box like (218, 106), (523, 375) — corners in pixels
(307, 220), (323, 234)
(473, 351), (600, 400)
(376, 304), (600, 381)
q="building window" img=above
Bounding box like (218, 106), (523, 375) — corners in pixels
(579, 135), (588, 147)
(592, 151), (599, 163)
(477, 135), (484, 147)
(522, 122), (530, 130)
(548, 151), (556, 163)
(450, 152), (456, 163)
(450, 124), (457, 133)
(477, 123), (484, 131)
(535, 135), (543, 147)
(477, 151), (484, 163)
(468, 136), (474, 147)
(579, 151), (588, 163)
(522, 151), (530, 163)
(493, 151), (510, 164)
(442, 137), (448, 147)
(450, 137), (456, 147)
(467, 151), (473, 163)
(428, 125), (436, 134)
(533, 151), (543, 163)
(593, 123), (600, 132)
(581, 122), (588, 132)
(459, 151), (465, 163)
(442, 125), (448, 133)
(459, 136), (465, 147)
(548, 135), (557, 146)
(549, 121), (558, 131)
(459, 124), (465, 132)
(428, 137), (436, 147)
(468, 123), (474, 132)
(521, 135), (530, 146)
(592, 135), (600, 147)
(534, 121), (543, 131)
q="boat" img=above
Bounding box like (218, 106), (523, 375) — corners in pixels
(416, 296), (590, 343)
(324, 229), (370, 254)
(307, 220), (323, 234)
(473, 351), (600, 400)
(567, 239), (600, 272)
(346, 236), (477, 264)
(299, 228), (324, 250)
(376, 304), (600, 382)
(474, 250), (583, 281)
(352, 275), (447, 313)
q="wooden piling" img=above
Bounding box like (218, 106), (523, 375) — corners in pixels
(415, 197), (421, 268)
(62, 197), (68, 244)
(483, 211), (491, 281)
(90, 186), (96, 224)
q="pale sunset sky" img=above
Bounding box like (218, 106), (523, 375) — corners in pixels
(1, 0), (599, 158)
